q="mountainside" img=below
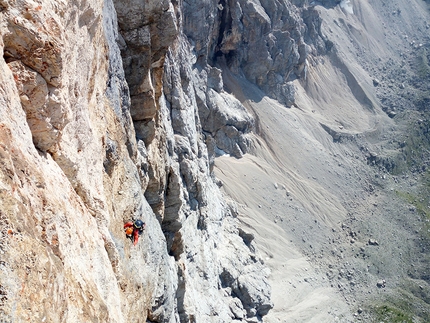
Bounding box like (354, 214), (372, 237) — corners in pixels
(0, 0), (429, 322)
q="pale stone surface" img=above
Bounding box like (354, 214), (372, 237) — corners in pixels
(0, 0), (178, 322)
(0, 51), (124, 322)
(6, 59), (61, 152)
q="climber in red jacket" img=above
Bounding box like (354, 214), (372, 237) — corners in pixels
(124, 219), (146, 245)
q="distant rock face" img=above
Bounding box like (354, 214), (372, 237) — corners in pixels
(181, 0), (330, 107)
(114, 0), (178, 141)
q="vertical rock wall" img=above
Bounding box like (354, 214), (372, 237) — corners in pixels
(0, 1), (125, 321)
(107, 0), (272, 320)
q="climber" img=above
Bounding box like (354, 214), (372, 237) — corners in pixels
(124, 219), (146, 245)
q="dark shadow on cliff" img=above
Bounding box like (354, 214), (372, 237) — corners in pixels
(310, 0), (341, 9)
(216, 57), (265, 104)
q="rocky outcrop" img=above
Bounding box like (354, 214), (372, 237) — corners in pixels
(114, 0), (178, 143)
(2, 2), (68, 154)
(181, 0), (331, 108)
(159, 31), (272, 320)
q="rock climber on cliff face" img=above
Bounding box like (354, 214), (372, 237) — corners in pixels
(124, 219), (146, 245)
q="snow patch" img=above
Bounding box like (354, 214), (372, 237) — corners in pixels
(215, 146), (229, 157)
(340, 0), (354, 14)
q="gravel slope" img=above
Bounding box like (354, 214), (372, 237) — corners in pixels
(215, 1), (430, 321)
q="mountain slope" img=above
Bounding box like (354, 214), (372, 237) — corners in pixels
(1, 0), (430, 322)
(215, 1), (430, 322)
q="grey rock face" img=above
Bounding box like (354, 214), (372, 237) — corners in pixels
(182, 0), (330, 107)
(191, 64), (254, 159)
(113, 0), (178, 142)
(159, 32), (272, 320)
(104, 0), (272, 321)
